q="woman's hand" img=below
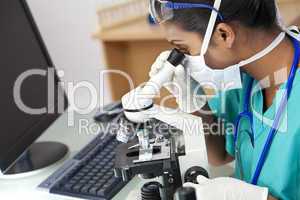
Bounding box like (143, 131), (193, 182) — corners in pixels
(149, 51), (206, 113)
(184, 175), (269, 200)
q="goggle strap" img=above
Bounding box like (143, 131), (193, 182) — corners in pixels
(201, 0), (222, 56)
(165, 2), (224, 21)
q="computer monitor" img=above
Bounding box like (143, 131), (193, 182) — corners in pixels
(0, 0), (68, 174)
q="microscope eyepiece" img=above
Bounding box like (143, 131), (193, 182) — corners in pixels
(167, 49), (186, 66)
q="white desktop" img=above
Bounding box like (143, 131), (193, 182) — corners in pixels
(0, 111), (234, 200)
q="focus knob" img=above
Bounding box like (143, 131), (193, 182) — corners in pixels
(184, 166), (209, 184)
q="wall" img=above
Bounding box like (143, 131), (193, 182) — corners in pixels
(26, 0), (113, 111)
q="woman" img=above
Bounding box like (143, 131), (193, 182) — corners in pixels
(149, 0), (300, 199)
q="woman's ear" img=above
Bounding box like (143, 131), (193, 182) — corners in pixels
(213, 23), (236, 49)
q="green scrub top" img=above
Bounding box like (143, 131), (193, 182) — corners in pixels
(207, 71), (300, 200)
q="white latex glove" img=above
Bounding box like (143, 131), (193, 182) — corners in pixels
(149, 51), (206, 113)
(183, 175), (269, 200)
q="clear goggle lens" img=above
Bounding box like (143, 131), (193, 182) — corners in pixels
(149, 0), (174, 24)
(149, 0), (224, 24)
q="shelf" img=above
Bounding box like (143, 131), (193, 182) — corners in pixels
(96, 18), (165, 42)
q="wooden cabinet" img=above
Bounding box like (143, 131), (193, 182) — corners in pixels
(278, 0), (300, 24)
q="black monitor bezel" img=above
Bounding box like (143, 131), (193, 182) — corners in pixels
(0, 0), (68, 174)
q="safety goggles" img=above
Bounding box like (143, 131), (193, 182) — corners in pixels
(149, 0), (224, 24)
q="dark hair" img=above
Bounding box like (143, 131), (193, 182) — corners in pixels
(170, 0), (279, 34)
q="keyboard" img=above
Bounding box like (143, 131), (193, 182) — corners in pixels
(39, 132), (128, 200)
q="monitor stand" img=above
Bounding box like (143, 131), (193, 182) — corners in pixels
(5, 142), (68, 175)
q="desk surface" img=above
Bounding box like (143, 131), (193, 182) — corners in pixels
(0, 111), (233, 200)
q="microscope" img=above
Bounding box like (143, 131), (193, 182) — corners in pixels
(114, 49), (209, 200)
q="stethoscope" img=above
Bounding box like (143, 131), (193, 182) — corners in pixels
(234, 34), (300, 185)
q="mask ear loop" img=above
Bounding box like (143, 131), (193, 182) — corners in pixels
(238, 32), (286, 67)
(200, 0), (222, 57)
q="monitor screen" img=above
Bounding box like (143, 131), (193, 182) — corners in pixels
(0, 0), (68, 173)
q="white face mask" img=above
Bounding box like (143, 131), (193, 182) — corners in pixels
(186, 32), (286, 90)
(186, 0), (286, 91)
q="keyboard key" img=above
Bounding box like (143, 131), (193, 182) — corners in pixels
(102, 175), (111, 181)
(69, 179), (77, 184)
(76, 172), (85, 177)
(88, 180), (97, 185)
(78, 180), (87, 184)
(89, 187), (99, 195)
(97, 188), (106, 197)
(80, 185), (92, 194)
(106, 171), (114, 176)
(72, 184), (84, 192)
(63, 183), (73, 191)
(96, 172), (103, 177)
